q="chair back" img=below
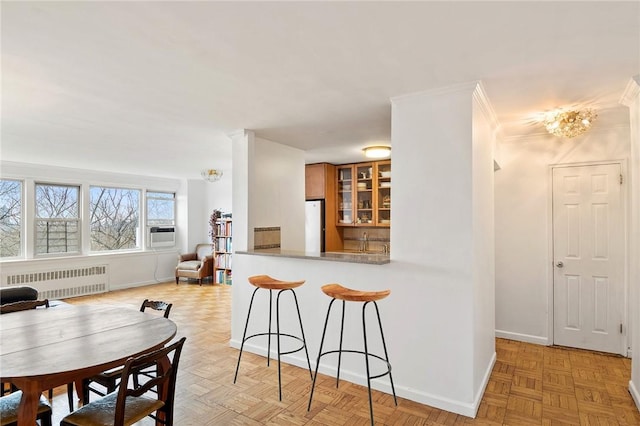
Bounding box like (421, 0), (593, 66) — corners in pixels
(140, 299), (172, 318)
(0, 299), (49, 314)
(114, 337), (186, 426)
(195, 244), (213, 261)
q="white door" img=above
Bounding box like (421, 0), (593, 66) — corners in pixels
(553, 163), (624, 354)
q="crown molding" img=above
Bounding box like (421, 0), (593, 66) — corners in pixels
(390, 80), (480, 105)
(620, 75), (640, 106)
(227, 129), (254, 141)
(472, 81), (502, 138)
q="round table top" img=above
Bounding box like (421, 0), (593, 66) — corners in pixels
(0, 304), (177, 381)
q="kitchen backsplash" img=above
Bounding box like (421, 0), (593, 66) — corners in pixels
(342, 227), (390, 253)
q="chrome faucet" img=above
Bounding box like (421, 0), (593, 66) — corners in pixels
(361, 232), (369, 252)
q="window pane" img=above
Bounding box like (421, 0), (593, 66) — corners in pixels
(90, 187), (140, 251)
(35, 184), (80, 255)
(147, 191), (175, 226)
(36, 184), (79, 218)
(35, 220), (80, 254)
(0, 179), (22, 257)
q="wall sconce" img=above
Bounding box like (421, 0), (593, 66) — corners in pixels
(201, 169), (223, 182)
(363, 146), (391, 159)
(543, 109), (597, 138)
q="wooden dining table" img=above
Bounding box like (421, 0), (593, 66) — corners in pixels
(0, 303), (177, 425)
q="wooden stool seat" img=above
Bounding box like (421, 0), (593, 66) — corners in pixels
(321, 283), (390, 302)
(248, 275), (305, 290)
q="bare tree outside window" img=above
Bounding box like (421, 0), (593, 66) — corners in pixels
(0, 179), (22, 257)
(35, 183), (80, 254)
(147, 191), (175, 226)
(90, 187), (140, 251)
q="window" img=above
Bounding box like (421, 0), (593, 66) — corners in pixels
(90, 186), (140, 251)
(0, 179), (23, 257)
(35, 183), (80, 254)
(146, 192), (175, 226)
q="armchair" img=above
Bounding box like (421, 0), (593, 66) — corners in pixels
(175, 244), (214, 285)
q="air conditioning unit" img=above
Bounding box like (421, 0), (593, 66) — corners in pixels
(149, 226), (176, 248)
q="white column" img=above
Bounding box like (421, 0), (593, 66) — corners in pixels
(230, 129), (255, 252)
(620, 76), (640, 409)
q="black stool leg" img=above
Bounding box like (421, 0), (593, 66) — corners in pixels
(362, 301), (375, 426)
(289, 288), (313, 380)
(373, 300), (397, 405)
(234, 287), (260, 383)
(308, 297), (337, 411)
(336, 300), (345, 387)
(267, 289), (273, 367)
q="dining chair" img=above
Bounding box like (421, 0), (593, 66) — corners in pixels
(0, 390), (52, 426)
(82, 299), (173, 403)
(60, 337), (186, 426)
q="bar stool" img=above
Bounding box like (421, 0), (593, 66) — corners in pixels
(308, 283), (397, 426)
(233, 274), (313, 400)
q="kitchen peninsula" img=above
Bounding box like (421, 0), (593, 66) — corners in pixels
(230, 82), (496, 418)
(237, 248), (390, 265)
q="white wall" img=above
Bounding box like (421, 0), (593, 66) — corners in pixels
(231, 82), (497, 417)
(183, 177), (233, 250)
(494, 121), (631, 345)
(621, 76), (640, 408)
(253, 137), (305, 251)
(230, 131), (306, 252)
(472, 91), (497, 394)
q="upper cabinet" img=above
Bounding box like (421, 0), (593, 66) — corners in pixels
(305, 163), (335, 200)
(336, 161), (390, 227)
(376, 161), (391, 226)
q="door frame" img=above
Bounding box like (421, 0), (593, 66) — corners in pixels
(547, 159), (629, 356)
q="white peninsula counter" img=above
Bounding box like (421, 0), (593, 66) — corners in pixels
(236, 249), (391, 265)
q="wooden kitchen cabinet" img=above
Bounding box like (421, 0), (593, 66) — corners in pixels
(305, 163), (333, 200)
(375, 160), (391, 227)
(336, 161), (390, 227)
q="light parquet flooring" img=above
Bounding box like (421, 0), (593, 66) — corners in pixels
(44, 281), (640, 425)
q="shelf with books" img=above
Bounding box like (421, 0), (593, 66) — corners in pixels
(214, 218), (232, 285)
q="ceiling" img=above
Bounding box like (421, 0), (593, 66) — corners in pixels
(2, 2), (638, 180)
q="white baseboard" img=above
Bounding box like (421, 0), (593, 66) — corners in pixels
(110, 276), (174, 291)
(470, 352), (497, 418)
(495, 329), (549, 346)
(230, 339), (495, 418)
(630, 380), (640, 411)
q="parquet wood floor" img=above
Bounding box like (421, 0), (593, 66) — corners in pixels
(44, 281), (640, 425)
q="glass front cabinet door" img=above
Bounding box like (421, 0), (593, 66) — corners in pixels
(337, 165), (354, 226)
(376, 161), (391, 226)
(355, 163), (374, 225)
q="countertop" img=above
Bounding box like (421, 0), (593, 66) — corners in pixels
(236, 249), (390, 265)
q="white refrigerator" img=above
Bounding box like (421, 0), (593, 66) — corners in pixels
(305, 200), (325, 254)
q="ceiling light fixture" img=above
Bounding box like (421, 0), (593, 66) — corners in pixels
(543, 109), (597, 138)
(363, 146), (391, 159)
(201, 169), (223, 182)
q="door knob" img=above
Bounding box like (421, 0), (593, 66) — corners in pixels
(556, 261), (564, 268)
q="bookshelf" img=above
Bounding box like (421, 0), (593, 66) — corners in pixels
(213, 218), (232, 285)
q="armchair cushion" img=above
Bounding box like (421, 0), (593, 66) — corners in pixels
(176, 260), (203, 271)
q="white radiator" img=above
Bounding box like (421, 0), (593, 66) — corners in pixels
(3, 265), (108, 300)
